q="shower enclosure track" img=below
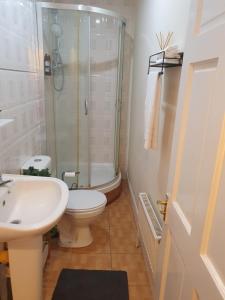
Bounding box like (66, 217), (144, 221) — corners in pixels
(39, 2), (126, 24)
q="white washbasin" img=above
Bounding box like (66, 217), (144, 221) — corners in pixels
(0, 174), (69, 242)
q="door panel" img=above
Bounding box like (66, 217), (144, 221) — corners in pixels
(208, 161), (225, 279)
(201, 121), (225, 294)
(157, 0), (225, 299)
(164, 232), (185, 300)
(201, 0), (225, 28)
(176, 59), (218, 225)
(157, 227), (193, 300)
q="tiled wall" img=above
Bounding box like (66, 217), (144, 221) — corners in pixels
(39, 0), (137, 177)
(0, 0), (46, 174)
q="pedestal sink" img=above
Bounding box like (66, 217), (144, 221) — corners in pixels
(0, 174), (69, 300)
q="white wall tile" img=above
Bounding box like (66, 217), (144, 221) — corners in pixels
(0, 0), (46, 173)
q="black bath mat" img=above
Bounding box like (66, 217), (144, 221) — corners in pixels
(52, 269), (129, 300)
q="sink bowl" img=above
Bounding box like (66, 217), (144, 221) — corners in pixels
(0, 174), (69, 242)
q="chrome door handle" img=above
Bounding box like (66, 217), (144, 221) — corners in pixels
(84, 99), (88, 115)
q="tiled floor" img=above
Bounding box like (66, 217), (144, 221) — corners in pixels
(43, 181), (153, 300)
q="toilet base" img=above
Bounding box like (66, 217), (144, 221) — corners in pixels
(59, 223), (93, 248)
(58, 192), (107, 249)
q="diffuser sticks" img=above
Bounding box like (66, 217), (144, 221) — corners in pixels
(156, 32), (173, 50)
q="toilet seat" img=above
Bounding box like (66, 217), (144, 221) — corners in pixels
(66, 190), (107, 213)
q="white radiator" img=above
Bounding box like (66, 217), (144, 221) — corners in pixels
(138, 193), (162, 274)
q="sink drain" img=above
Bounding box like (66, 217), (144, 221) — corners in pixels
(10, 219), (21, 224)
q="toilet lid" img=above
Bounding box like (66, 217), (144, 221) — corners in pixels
(67, 190), (107, 211)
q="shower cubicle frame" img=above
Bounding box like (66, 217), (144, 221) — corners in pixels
(38, 3), (126, 24)
(36, 2), (126, 191)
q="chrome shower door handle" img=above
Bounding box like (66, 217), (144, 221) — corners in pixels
(84, 99), (88, 115)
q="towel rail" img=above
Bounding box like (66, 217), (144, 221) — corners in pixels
(148, 50), (183, 75)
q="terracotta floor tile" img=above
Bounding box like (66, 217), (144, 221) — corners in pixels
(43, 267), (60, 284)
(109, 201), (131, 214)
(110, 225), (140, 254)
(93, 207), (110, 229)
(70, 253), (112, 270)
(46, 248), (72, 272)
(43, 265), (65, 300)
(129, 285), (153, 300)
(111, 192), (130, 204)
(111, 254), (149, 285)
(109, 211), (136, 228)
(43, 287), (54, 300)
(108, 200), (135, 227)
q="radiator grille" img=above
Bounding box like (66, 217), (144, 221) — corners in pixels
(139, 193), (162, 240)
(138, 192), (163, 274)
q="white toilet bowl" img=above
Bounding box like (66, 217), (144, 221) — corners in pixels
(58, 190), (107, 248)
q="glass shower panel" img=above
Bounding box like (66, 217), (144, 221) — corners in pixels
(43, 8), (90, 188)
(114, 21), (125, 176)
(53, 9), (79, 188)
(89, 14), (120, 186)
(42, 8), (58, 176)
(78, 13), (90, 188)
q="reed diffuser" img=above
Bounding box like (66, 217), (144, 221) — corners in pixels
(156, 31), (173, 50)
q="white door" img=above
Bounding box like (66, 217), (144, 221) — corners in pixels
(156, 0), (225, 299)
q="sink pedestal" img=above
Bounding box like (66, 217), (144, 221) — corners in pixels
(8, 235), (43, 300)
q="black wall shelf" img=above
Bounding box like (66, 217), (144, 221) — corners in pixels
(148, 50), (183, 75)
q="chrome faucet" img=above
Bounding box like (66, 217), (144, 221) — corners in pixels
(0, 175), (13, 186)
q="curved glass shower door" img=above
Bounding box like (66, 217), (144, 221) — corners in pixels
(42, 8), (90, 188)
(78, 14), (91, 188)
(41, 3), (125, 189)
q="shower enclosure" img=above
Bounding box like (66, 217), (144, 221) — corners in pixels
(38, 3), (125, 190)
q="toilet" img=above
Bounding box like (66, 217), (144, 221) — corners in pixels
(58, 190), (107, 248)
(21, 156), (107, 248)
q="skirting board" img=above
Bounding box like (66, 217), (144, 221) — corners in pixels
(126, 174), (139, 225)
(127, 173), (155, 297)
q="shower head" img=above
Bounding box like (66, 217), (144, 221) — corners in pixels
(51, 23), (63, 38)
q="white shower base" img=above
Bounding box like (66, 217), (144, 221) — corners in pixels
(58, 162), (120, 191)
(56, 162), (121, 202)
(90, 163), (115, 186)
